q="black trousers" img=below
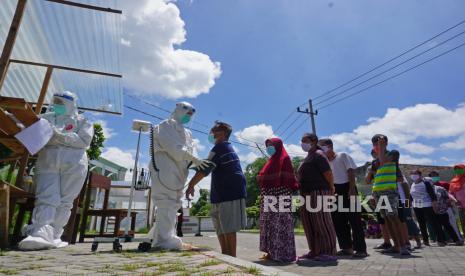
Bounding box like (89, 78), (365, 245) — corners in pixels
(414, 207), (445, 243)
(331, 183), (367, 252)
(437, 212), (459, 242)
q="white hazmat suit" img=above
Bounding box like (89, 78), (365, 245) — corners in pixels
(148, 102), (209, 250)
(19, 91), (93, 250)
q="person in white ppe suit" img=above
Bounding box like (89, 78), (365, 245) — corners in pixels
(148, 102), (210, 250)
(19, 91), (93, 250)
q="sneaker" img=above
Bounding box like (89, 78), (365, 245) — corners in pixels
(374, 242), (392, 250)
(437, 242), (447, 247)
(455, 241), (464, 246)
(315, 254), (337, 262)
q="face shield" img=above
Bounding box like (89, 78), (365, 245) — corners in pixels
(51, 91), (77, 116)
(172, 102), (196, 125)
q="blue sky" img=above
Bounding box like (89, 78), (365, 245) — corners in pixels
(90, 0), (465, 185)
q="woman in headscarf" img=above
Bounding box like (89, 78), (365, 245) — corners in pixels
(258, 138), (299, 263)
(297, 133), (337, 262)
(449, 164), (465, 236)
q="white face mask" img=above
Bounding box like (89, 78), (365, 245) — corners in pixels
(410, 174), (420, 182)
(321, 146), (331, 153)
(301, 142), (312, 152)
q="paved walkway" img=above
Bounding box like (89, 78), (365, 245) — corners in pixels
(184, 232), (465, 276)
(0, 241), (268, 275)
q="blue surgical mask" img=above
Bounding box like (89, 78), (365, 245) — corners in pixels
(53, 104), (66, 116)
(180, 114), (191, 124)
(208, 134), (216, 144)
(266, 146), (276, 156)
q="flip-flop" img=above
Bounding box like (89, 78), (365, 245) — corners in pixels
(297, 252), (315, 260)
(315, 254), (337, 262)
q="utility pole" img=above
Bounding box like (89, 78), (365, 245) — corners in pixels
(297, 99), (318, 135)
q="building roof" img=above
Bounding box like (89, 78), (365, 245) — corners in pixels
(0, 0), (122, 114)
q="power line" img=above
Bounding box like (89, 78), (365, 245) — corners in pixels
(313, 18), (465, 102)
(274, 109), (298, 133)
(314, 29), (465, 107)
(284, 116), (308, 142)
(123, 104), (264, 151)
(124, 92), (212, 130)
(278, 113), (304, 137)
(317, 40), (465, 111)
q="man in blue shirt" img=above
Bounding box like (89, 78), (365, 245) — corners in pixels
(186, 121), (247, 257)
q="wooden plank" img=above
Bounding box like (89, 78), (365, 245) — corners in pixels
(35, 67), (53, 114)
(0, 96), (27, 110)
(0, 109), (21, 135)
(0, 181), (10, 248)
(0, 137), (24, 154)
(0, 0), (28, 92)
(7, 107), (38, 128)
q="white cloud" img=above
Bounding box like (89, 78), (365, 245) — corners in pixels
(284, 143), (306, 158)
(399, 155), (433, 165)
(192, 138), (206, 157)
(239, 151), (261, 164)
(102, 147), (135, 170)
(120, 0), (222, 99)
(328, 103), (465, 165)
(441, 135), (465, 150)
(234, 124), (275, 146)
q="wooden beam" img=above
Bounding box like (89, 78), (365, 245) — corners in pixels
(45, 0), (122, 14)
(9, 59), (122, 78)
(0, 181), (10, 249)
(0, 0), (28, 93)
(35, 67), (53, 114)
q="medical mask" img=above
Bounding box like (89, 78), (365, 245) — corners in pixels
(431, 176), (440, 183)
(410, 174), (420, 182)
(208, 134), (216, 144)
(454, 169), (465, 176)
(53, 104), (66, 116)
(301, 143), (312, 152)
(180, 114), (191, 124)
(266, 146), (276, 156)
(321, 146), (330, 153)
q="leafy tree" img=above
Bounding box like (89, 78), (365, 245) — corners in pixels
(87, 123), (105, 161)
(244, 157), (267, 207)
(190, 189), (211, 216)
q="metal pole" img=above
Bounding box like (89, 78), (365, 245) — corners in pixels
(0, 0), (28, 92)
(309, 99), (317, 135)
(124, 127), (142, 237)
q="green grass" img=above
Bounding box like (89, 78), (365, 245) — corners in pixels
(244, 266), (262, 276)
(197, 259), (222, 268)
(0, 250), (8, 256)
(121, 263), (141, 271)
(180, 251), (195, 257)
(0, 268), (18, 275)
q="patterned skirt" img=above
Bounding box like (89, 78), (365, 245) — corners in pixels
(300, 189), (337, 256)
(259, 186), (296, 263)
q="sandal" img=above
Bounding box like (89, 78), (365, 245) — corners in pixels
(298, 252), (315, 260)
(353, 251), (368, 258)
(336, 250), (353, 256)
(381, 247), (400, 254)
(315, 254), (337, 262)
(259, 254), (272, 260)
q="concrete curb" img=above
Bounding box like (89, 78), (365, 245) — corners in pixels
(200, 250), (301, 276)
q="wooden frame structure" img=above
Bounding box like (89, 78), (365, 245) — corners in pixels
(0, 0), (122, 248)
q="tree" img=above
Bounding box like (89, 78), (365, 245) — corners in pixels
(244, 157), (267, 207)
(190, 189), (211, 216)
(87, 123), (105, 161)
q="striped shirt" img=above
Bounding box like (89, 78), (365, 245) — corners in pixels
(373, 162), (397, 192)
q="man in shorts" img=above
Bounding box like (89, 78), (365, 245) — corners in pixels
(186, 121), (247, 257)
(370, 134), (409, 255)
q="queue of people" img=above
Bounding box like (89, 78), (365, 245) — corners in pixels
(255, 132), (465, 263)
